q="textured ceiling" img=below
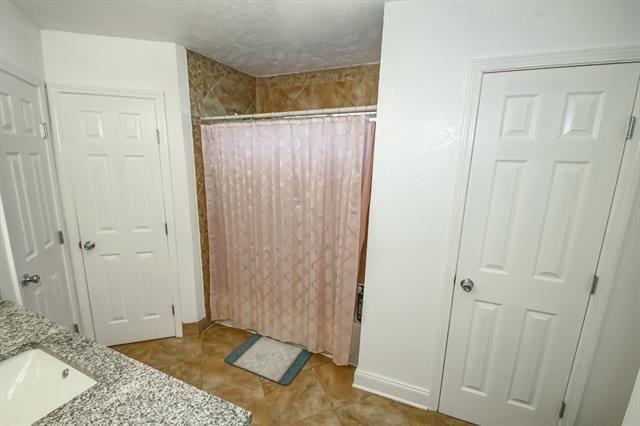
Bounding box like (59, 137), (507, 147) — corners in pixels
(13, 0), (385, 76)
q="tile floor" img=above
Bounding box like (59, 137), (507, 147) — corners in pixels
(111, 324), (471, 425)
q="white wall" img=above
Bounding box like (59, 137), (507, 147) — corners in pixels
(0, 1), (45, 302)
(40, 31), (205, 323)
(357, 0), (640, 410)
(0, 1), (44, 79)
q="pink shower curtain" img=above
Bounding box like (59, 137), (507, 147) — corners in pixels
(202, 115), (373, 365)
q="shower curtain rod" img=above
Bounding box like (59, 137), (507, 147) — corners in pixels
(201, 105), (377, 124)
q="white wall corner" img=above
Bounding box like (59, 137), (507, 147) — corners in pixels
(0, 1), (45, 80)
(173, 43), (206, 322)
(359, 1), (640, 420)
(353, 368), (431, 410)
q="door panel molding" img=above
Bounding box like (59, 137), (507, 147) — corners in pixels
(46, 84), (183, 340)
(0, 57), (43, 304)
(0, 59), (80, 326)
(561, 75), (640, 426)
(441, 63), (638, 425)
(432, 44), (640, 423)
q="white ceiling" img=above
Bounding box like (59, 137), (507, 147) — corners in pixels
(13, 0), (385, 77)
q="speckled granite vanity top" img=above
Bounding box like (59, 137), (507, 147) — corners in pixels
(0, 300), (251, 425)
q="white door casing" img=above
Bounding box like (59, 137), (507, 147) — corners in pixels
(440, 63), (640, 425)
(0, 68), (76, 327)
(56, 92), (175, 346)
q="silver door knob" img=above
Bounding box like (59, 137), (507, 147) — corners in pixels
(83, 241), (96, 251)
(460, 278), (474, 292)
(21, 273), (40, 287)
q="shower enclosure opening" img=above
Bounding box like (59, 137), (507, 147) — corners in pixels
(201, 107), (376, 365)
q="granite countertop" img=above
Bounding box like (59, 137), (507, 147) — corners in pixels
(0, 300), (251, 425)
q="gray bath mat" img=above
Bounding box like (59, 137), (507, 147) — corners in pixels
(225, 334), (311, 386)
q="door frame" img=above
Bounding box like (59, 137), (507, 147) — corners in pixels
(0, 57), (81, 323)
(46, 84), (183, 340)
(432, 44), (640, 424)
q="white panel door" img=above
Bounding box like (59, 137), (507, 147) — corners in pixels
(440, 63), (640, 425)
(57, 93), (174, 346)
(0, 69), (75, 327)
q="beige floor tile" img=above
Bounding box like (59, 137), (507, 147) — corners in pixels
(306, 353), (333, 368)
(437, 413), (474, 426)
(394, 402), (455, 425)
(111, 341), (155, 364)
(202, 325), (252, 356)
(158, 362), (203, 389)
(203, 381), (264, 409)
(154, 336), (203, 353)
(313, 362), (369, 408)
(202, 355), (261, 389)
(110, 333), (473, 426)
(147, 336), (202, 369)
(204, 323), (252, 342)
(238, 398), (276, 426)
(202, 340), (238, 358)
(335, 394), (410, 426)
(289, 409), (342, 426)
(261, 369), (334, 424)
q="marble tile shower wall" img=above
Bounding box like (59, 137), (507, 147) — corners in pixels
(187, 50), (257, 319)
(255, 64), (379, 113)
(187, 50), (257, 117)
(186, 49), (379, 320)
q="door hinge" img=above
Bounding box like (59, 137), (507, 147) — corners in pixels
(559, 400), (567, 418)
(164, 222), (168, 235)
(39, 122), (48, 139)
(590, 274), (599, 295)
(171, 304), (175, 316)
(72, 324), (79, 333)
(57, 230), (64, 244)
(626, 116), (637, 140)
(156, 129), (161, 144)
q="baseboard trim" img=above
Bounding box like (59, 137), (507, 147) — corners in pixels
(353, 368), (431, 410)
